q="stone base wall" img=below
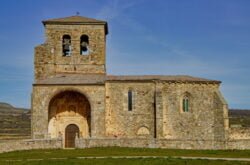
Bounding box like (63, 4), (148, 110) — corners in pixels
(227, 139), (250, 150)
(0, 138), (250, 153)
(76, 138), (250, 150)
(0, 139), (62, 153)
(75, 138), (220, 150)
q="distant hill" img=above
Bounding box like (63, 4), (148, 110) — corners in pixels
(0, 102), (249, 140)
(229, 109), (250, 116)
(229, 109), (250, 127)
(0, 102), (30, 140)
(0, 102), (13, 109)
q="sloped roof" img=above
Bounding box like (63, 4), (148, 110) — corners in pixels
(35, 74), (106, 85)
(106, 75), (220, 83)
(42, 16), (108, 34)
(34, 74), (220, 85)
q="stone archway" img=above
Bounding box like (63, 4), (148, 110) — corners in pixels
(48, 91), (91, 140)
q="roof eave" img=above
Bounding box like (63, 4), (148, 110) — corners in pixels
(105, 79), (221, 84)
(33, 83), (105, 86)
(42, 21), (108, 35)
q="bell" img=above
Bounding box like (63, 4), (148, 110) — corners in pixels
(81, 41), (88, 47)
(64, 44), (70, 50)
(63, 39), (71, 45)
(81, 41), (88, 52)
(81, 46), (87, 52)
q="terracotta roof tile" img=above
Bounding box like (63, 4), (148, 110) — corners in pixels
(107, 75), (220, 83)
(43, 16), (106, 24)
(42, 16), (108, 34)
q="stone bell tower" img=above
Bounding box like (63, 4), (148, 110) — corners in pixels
(34, 16), (108, 80)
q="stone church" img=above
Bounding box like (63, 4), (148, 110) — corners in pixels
(31, 15), (231, 149)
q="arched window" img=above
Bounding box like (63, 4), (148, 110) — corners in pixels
(128, 90), (133, 111)
(62, 35), (71, 56)
(182, 95), (189, 112)
(80, 35), (89, 55)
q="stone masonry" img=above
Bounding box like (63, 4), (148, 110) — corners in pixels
(28, 15), (250, 150)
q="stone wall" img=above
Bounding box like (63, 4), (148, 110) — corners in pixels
(105, 82), (155, 138)
(34, 44), (55, 80)
(34, 24), (106, 80)
(105, 82), (228, 141)
(162, 83), (227, 141)
(75, 138), (250, 150)
(229, 127), (250, 140)
(0, 139), (62, 153)
(32, 85), (105, 140)
(226, 139), (250, 150)
(0, 137), (249, 153)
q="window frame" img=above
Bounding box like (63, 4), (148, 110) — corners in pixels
(182, 95), (189, 112)
(181, 92), (191, 113)
(128, 90), (133, 111)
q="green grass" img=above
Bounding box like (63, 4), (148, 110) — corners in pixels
(0, 147), (250, 160)
(1, 158), (250, 165)
(0, 148), (250, 165)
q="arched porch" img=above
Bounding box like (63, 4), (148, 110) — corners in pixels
(48, 91), (91, 147)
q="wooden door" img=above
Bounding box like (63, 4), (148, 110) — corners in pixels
(65, 124), (79, 148)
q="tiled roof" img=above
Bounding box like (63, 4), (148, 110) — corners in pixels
(34, 74), (220, 85)
(106, 75), (221, 83)
(43, 16), (106, 24)
(35, 74), (106, 85)
(42, 16), (108, 34)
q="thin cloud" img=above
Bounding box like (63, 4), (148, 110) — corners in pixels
(96, 0), (140, 21)
(96, 0), (147, 32)
(108, 45), (247, 78)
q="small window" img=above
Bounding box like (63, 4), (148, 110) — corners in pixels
(128, 90), (133, 111)
(80, 35), (89, 55)
(182, 95), (189, 112)
(62, 35), (71, 56)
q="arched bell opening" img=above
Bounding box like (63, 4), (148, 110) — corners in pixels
(62, 35), (72, 56)
(48, 91), (91, 139)
(80, 35), (89, 55)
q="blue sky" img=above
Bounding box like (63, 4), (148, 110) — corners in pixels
(0, 0), (250, 109)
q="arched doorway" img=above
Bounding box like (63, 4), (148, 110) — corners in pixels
(65, 124), (79, 148)
(48, 91), (91, 141)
